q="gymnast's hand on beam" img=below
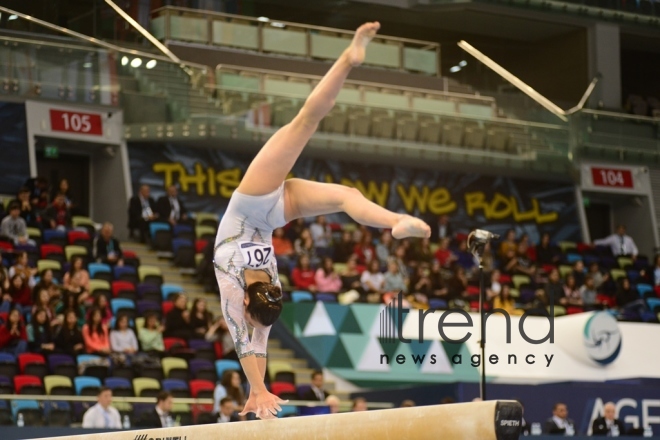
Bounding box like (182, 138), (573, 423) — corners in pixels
(240, 389), (288, 420)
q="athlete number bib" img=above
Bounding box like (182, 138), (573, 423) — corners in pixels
(238, 241), (274, 269)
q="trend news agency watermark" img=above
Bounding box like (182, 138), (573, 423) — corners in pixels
(378, 292), (557, 369)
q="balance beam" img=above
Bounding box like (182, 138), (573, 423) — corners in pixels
(37, 400), (522, 440)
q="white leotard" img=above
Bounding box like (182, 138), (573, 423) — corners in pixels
(213, 183), (287, 358)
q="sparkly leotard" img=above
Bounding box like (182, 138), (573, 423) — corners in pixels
(213, 183), (286, 358)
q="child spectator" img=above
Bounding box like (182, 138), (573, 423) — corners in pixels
(434, 237), (456, 268)
(45, 193), (72, 230)
(9, 251), (37, 289)
(88, 294), (113, 326)
(375, 231), (393, 268)
(562, 274), (582, 306)
(1, 202), (34, 246)
(492, 284), (522, 316)
(63, 256), (91, 292)
(314, 257), (342, 294)
(7, 274), (32, 308)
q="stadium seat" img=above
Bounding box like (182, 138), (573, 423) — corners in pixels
(162, 301), (174, 316)
(161, 284), (183, 301)
(137, 300), (162, 316)
(68, 230), (91, 247)
(610, 269), (627, 281)
(43, 229), (67, 247)
(150, 222), (173, 251)
(270, 382), (296, 397)
(162, 379), (190, 398)
(291, 291), (314, 303)
(112, 281), (137, 300)
(189, 379), (215, 398)
(89, 263), (113, 280)
(215, 360), (240, 379)
(164, 337), (187, 351)
(173, 239), (196, 268)
(162, 357), (189, 381)
(133, 377), (161, 397)
(76, 355), (109, 381)
(0, 376), (13, 395)
(89, 279), (112, 298)
(72, 216), (96, 234)
(44, 375), (74, 396)
(18, 353), (47, 378)
(558, 241), (577, 253)
(511, 275), (531, 289)
(189, 340), (216, 362)
(637, 284), (654, 298)
(647, 298), (660, 313)
(429, 299), (448, 310)
(64, 245), (88, 263)
(173, 225), (195, 241)
(189, 359), (217, 382)
(268, 361), (294, 383)
(105, 377), (134, 397)
(74, 376), (102, 396)
(47, 354), (76, 379)
(40, 244), (64, 262)
(37, 260), (62, 279)
(618, 257), (634, 269)
(11, 400), (43, 426)
(558, 265), (573, 279)
(316, 293), (337, 303)
(44, 400), (72, 426)
(195, 226), (216, 241)
(14, 375), (44, 395)
(114, 266), (139, 285)
(0, 354), (17, 378)
(139, 266), (164, 286)
(111, 298), (136, 319)
(195, 212), (219, 228)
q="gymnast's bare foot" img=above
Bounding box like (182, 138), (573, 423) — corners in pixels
(392, 215), (431, 239)
(347, 22), (380, 67)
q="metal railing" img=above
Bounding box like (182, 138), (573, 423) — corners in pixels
(151, 6), (441, 76)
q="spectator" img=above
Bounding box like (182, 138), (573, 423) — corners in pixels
(0, 266), (9, 293)
(31, 287), (59, 326)
(82, 387), (121, 429)
(128, 184), (158, 242)
(309, 215), (333, 258)
(137, 391), (173, 428)
(562, 274), (582, 306)
(592, 401), (625, 437)
(292, 255), (317, 292)
(499, 229), (517, 259)
(572, 260), (586, 287)
(27, 307), (55, 354)
(93, 222), (124, 266)
(300, 370), (329, 401)
(62, 256), (91, 293)
(138, 312), (165, 353)
(536, 233), (559, 265)
(156, 185), (190, 227)
(486, 269), (502, 300)
(272, 227), (295, 271)
(55, 291), (86, 328)
(325, 395), (341, 414)
(391, 245), (410, 281)
(410, 264), (433, 298)
(82, 307), (111, 355)
(7, 273), (32, 308)
(213, 370), (245, 413)
(44, 193), (71, 230)
(579, 275), (599, 309)
(588, 262), (609, 290)
(9, 251), (37, 289)
(53, 178), (74, 211)
(189, 298), (213, 338)
(544, 402), (575, 435)
(360, 259), (385, 294)
(375, 230), (394, 268)
(88, 294), (113, 326)
(294, 228), (317, 263)
(0, 308), (28, 355)
(616, 277), (647, 317)
(110, 314), (139, 357)
(32, 269), (61, 305)
(446, 266), (469, 304)
(54, 309), (85, 356)
(428, 260), (449, 299)
(13, 186), (39, 227)
(340, 256), (363, 293)
(515, 242), (536, 277)
(431, 215), (453, 243)
(205, 317), (236, 360)
(411, 237), (434, 265)
(653, 255), (660, 286)
(334, 230), (355, 263)
(217, 397), (240, 423)
(434, 237), (456, 268)
(593, 225), (638, 258)
(492, 284), (522, 316)
(383, 259), (407, 293)
(164, 293), (193, 339)
(286, 218), (306, 243)
(1, 202), (34, 246)
(353, 230), (375, 266)
(352, 397), (368, 412)
(64, 271), (91, 306)
(27, 177), (50, 211)
(455, 239), (476, 272)
(314, 257), (342, 294)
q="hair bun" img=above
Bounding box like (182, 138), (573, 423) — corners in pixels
(265, 284), (283, 302)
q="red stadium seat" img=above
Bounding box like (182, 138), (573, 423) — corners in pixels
(18, 353), (46, 374)
(596, 294), (616, 308)
(68, 230), (91, 246)
(270, 382), (296, 397)
(164, 337), (187, 351)
(40, 244), (63, 260)
(112, 281), (136, 298)
(542, 264), (557, 274)
(14, 375), (43, 394)
(499, 274), (512, 284)
(189, 379), (215, 398)
(123, 250), (138, 259)
(577, 243), (592, 254)
(0, 242), (13, 252)
(566, 306), (584, 315)
(162, 301), (174, 316)
(195, 239), (208, 254)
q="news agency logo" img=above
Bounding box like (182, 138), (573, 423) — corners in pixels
(134, 435), (187, 440)
(583, 312), (622, 365)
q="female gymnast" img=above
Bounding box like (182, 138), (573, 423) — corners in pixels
(213, 21), (431, 420)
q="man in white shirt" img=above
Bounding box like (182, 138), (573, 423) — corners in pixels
(82, 387), (122, 429)
(217, 397), (239, 423)
(593, 225), (638, 258)
(544, 402), (576, 435)
(309, 215), (333, 258)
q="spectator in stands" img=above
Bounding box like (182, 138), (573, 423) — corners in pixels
(54, 309), (85, 356)
(164, 293), (193, 340)
(9, 251), (37, 288)
(301, 370), (329, 401)
(352, 397), (368, 412)
(315, 257), (342, 294)
(334, 230), (356, 263)
(544, 402), (575, 435)
(6, 273), (32, 308)
(572, 260), (586, 287)
(455, 239), (476, 272)
(93, 222), (124, 266)
(138, 312), (165, 353)
(616, 277), (647, 317)
(310, 215), (333, 258)
(0, 307), (27, 355)
(63, 256), (91, 293)
(593, 225), (638, 259)
(340, 256), (363, 293)
(562, 274), (582, 306)
(592, 401), (625, 437)
(272, 227), (295, 272)
(409, 264), (433, 299)
(294, 228), (317, 264)
(493, 284), (522, 316)
(156, 185), (190, 227)
(213, 370), (245, 413)
(391, 245), (410, 280)
(375, 230), (393, 268)
(353, 230), (375, 266)
(110, 314), (138, 358)
(1, 202), (34, 246)
(325, 395), (340, 414)
(502, 247), (535, 278)
(45, 193), (72, 230)
(83, 307), (111, 355)
(431, 215), (453, 243)
(63, 271), (90, 306)
(31, 287), (59, 326)
(428, 260), (449, 299)
(434, 237), (456, 268)
(536, 233), (559, 265)
(411, 237), (434, 266)
(499, 229), (517, 259)
(287, 218), (306, 243)
(0, 266), (9, 293)
(82, 387), (122, 429)
(588, 262), (609, 290)
(446, 265), (469, 306)
(137, 391), (173, 428)
(384, 259), (408, 293)
(32, 268), (61, 305)
(361, 259), (385, 295)
(27, 307), (55, 354)
(13, 186), (39, 227)
(205, 317), (236, 360)
(292, 254), (317, 293)
(190, 298), (213, 338)
(217, 397), (240, 423)
(579, 275), (599, 309)
(89, 294), (113, 326)
(486, 269), (502, 300)
(26, 177), (50, 212)
(128, 184), (158, 242)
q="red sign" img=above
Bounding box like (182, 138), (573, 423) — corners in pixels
(49, 109), (103, 136)
(591, 167), (634, 189)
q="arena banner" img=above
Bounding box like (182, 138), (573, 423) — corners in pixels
(127, 142), (581, 241)
(0, 102), (30, 195)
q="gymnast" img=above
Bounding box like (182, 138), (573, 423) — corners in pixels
(213, 21), (431, 420)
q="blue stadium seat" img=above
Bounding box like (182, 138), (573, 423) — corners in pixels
(291, 291), (314, 303)
(111, 298), (136, 315)
(150, 222), (171, 238)
(429, 299), (448, 309)
(105, 377), (133, 397)
(637, 284), (654, 298)
(88, 263), (112, 279)
(316, 293), (337, 303)
(215, 360), (241, 379)
(161, 284), (183, 301)
(647, 298), (660, 313)
(74, 376), (102, 395)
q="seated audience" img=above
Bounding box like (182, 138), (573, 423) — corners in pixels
(592, 401), (625, 437)
(128, 184), (158, 242)
(360, 259), (385, 294)
(137, 391), (173, 428)
(353, 231), (375, 266)
(593, 224), (638, 258)
(6, 274), (32, 308)
(110, 314), (139, 357)
(544, 402), (575, 435)
(88, 294), (113, 326)
(314, 257), (342, 294)
(190, 298), (213, 338)
(55, 290), (86, 328)
(1, 202), (34, 245)
(340, 257), (363, 293)
(571, 260), (586, 287)
(45, 193), (72, 230)
(383, 259), (407, 293)
(54, 309), (85, 356)
(213, 369), (246, 414)
(82, 387), (121, 429)
(27, 307), (56, 354)
(272, 227), (295, 271)
(492, 284), (522, 316)
(0, 308), (28, 355)
(156, 185), (191, 227)
(536, 233), (560, 265)
(292, 255), (317, 292)
(93, 222), (124, 266)
(138, 312), (165, 353)
(325, 395), (341, 414)
(434, 237), (456, 268)
(544, 269), (565, 306)
(310, 215), (333, 258)
(579, 275), (599, 308)
(217, 397), (240, 423)
(300, 370), (329, 401)
(62, 256), (91, 293)
(164, 294), (193, 339)
(562, 274), (583, 306)
(352, 397), (368, 412)
(588, 262), (608, 290)
(9, 251), (37, 289)
(83, 307), (111, 355)
(13, 186), (39, 227)
(375, 230), (394, 268)
(498, 229), (517, 259)
(334, 231), (355, 263)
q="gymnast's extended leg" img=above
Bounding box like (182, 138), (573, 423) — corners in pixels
(236, 22), (381, 197)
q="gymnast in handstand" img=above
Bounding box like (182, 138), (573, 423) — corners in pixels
(213, 21), (430, 419)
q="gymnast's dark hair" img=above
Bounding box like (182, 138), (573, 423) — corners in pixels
(246, 281), (283, 327)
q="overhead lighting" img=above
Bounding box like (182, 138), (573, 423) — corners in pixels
(145, 59), (157, 69)
(449, 65), (461, 73)
(459, 60), (467, 67)
(83, 62), (93, 68)
(130, 57), (142, 68)
(257, 16), (270, 22)
(270, 21), (285, 28)
(121, 56), (129, 66)
(8, 15), (18, 21)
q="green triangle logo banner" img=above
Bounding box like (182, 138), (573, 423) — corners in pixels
(389, 340), (419, 373)
(279, 303), (296, 333)
(339, 334), (372, 367)
(351, 304), (383, 335)
(299, 335), (338, 366)
(356, 337), (391, 372)
(302, 302), (335, 336)
(325, 338), (354, 369)
(377, 337), (399, 360)
(323, 303), (350, 333)
(408, 339), (433, 370)
(420, 339), (453, 374)
(294, 303), (316, 331)
(339, 307), (362, 334)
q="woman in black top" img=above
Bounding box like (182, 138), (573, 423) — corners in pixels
(164, 294), (193, 340)
(536, 233), (559, 265)
(55, 309), (85, 356)
(189, 298), (213, 338)
(28, 308), (55, 354)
